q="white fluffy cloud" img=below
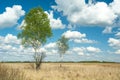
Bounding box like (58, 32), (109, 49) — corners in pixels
(74, 38), (96, 44)
(0, 5), (25, 28)
(44, 42), (57, 49)
(0, 34), (25, 52)
(44, 42), (58, 55)
(86, 46), (101, 53)
(108, 38), (120, 49)
(62, 30), (96, 43)
(72, 47), (85, 55)
(110, 0), (120, 15)
(62, 30), (86, 39)
(102, 27), (113, 34)
(45, 11), (65, 29)
(115, 50), (120, 54)
(52, 0), (120, 30)
(108, 36), (120, 54)
(0, 34), (20, 45)
(5, 34), (20, 44)
(72, 46), (101, 55)
(115, 32), (120, 38)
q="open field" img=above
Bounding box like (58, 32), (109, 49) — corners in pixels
(1, 63), (120, 80)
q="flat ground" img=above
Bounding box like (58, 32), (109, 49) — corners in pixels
(3, 63), (120, 80)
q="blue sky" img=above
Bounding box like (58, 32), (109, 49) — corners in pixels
(0, 0), (120, 62)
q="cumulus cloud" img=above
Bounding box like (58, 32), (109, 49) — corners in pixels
(102, 27), (113, 34)
(108, 38), (120, 49)
(0, 5), (25, 28)
(115, 32), (120, 38)
(44, 42), (57, 49)
(5, 34), (20, 44)
(45, 11), (65, 29)
(43, 42), (58, 55)
(52, 0), (120, 31)
(86, 46), (101, 53)
(62, 30), (86, 39)
(115, 50), (120, 54)
(0, 34), (20, 45)
(62, 30), (97, 43)
(110, 0), (120, 15)
(108, 36), (120, 54)
(71, 46), (101, 55)
(72, 47), (85, 55)
(0, 34), (28, 53)
(74, 39), (96, 44)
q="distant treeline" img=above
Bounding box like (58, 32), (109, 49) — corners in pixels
(0, 61), (117, 63)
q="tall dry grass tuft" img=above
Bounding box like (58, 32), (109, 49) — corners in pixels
(0, 63), (28, 80)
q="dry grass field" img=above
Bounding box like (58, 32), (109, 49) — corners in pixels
(1, 63), (120, 80)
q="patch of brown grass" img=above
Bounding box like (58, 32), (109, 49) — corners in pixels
(2, 63), (120, 80)
(0, 63), (29, 80)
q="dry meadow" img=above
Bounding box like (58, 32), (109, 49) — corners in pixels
(0, 63), (120, 80)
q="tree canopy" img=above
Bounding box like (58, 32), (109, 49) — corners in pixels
(57, 36), (69, 57)
(18, 7), (52, 48)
